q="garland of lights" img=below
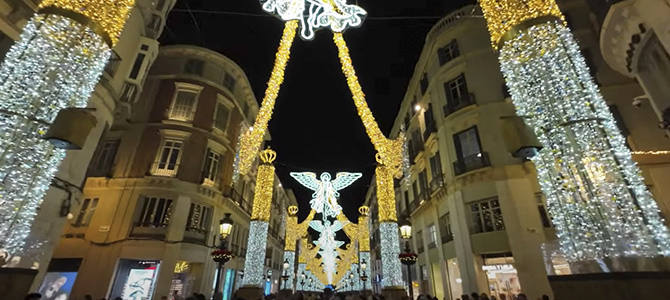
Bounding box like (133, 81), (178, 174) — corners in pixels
(291, 172), (362, 219)
(479, 0), (670, 260)
(241, 149), (277, 286)
(0, 0), (133, 257)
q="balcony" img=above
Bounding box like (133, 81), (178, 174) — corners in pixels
(410, 140), (424, 160)
(423, 120), (437, 141)
(441, 233), (454, 244)
(228, 189), (252, 215)
(429, 173), (444, 194)
(104, 51), (121, 77)
(150, 162), (178, 177)
(443, 93), (476, 117)
(130, 222), (168, 239)
(183, 227), (208, 244)
(202, 178), (217, 188)
(453, 152), (490, 176)
(166, 107), (195, 122)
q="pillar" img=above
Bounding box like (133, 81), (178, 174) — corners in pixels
(238, 149), (276, 299)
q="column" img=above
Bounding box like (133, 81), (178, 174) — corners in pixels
(479, 0), (670, 260)
(449, 192), (487, 294)
(0, 0), (134, 259)
(375, 161), (404, 298)
(239, 149), (276, 298)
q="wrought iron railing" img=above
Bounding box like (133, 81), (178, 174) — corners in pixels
(453, 152), (490, 176)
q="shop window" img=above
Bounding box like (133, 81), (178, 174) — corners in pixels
(185, 202), (212, 241)
(482, 254), (520, 297)
(136, 197), (173, 227)
(202, 149), (221, 186)
(213, 98), (232, 132)
(536, 194), (552, 228)
(427, 224), (437, 248)
(89, 140), (119, 177)
(184, 59), (205, 76)
(74, 198), (99, 227)
(109, 260), (160, 300)
(440, 212), (453, 243)
(168, 83), (202, 122)
(152, 139), (183, 177)
(438, 39), (460, 66)
(471, 198), (505, 233)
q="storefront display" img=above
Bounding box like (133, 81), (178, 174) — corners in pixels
(39, 272), (78, 300)
(110, 260), (161, 300)
(446, 259), (462, 300)
(482, 260), (521, 298)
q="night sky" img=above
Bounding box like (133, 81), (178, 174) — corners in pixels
(161, 0), (471, 222)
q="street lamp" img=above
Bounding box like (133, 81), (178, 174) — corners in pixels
(360, 259), (368, 292)
(309, 277), (314, 291)
(211, 213), (234, 300)
(281, 259), (290, 290)
(398, 218), (417, 300)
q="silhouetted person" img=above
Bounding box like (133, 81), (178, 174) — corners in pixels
(461, 295), (470, 300)
(25, 293), (42, 300)
(84, 295), (93, 300)
(480, 293), (490, 300)
(471, 293), (480, 300)
(517, 294), (528, 300)
(541, 295), (549, 300)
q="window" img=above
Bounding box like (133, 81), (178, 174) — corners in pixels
(153, 139), (183, 176)
(186, 202), (212, 232)
(104, 50), (121, 76)
(411, 181), (419, 209)
(471, 198), (505, 233)
(129, 53), (146, 80)
(438, 39), (460, 66)
(427, 224), (437, 248)
(454, 127), (482, 159)
(168, 83), (202, 122)
(420, 73), (429, 95)
(184, 59), (205, 76)
(119, 82), (138, 103)
(89, 140), (119, 176)
(403, 190), (410, 215)
(443, 74), (471, 116)
(136, 197), (173, 227)
(202, 149), (221, 186)
(416, 230), (424, 253)
(429, 153), (442, 179)
(537, 194), (552, 228)
(418, 170), (428, 200)
(223, 72), (236, 92)
(440, 213), (453, 243)
(74, 198), (99, 227)
(213, 100), (231, 132)
(410, 130), (423, 157)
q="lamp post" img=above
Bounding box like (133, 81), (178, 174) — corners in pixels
(398, 218), (417, 300)
(309, 277), (314, 291)
(300, 271), (306, 291)
(281, 259), (290, 290)
(212, 213), (234, 299)
(360, 259), (368, 292)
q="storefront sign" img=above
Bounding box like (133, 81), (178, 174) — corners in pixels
(482, 264), (514, 271)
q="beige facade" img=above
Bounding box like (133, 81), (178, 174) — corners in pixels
(50, 45), (295, 300)
(0, 0), (183, 291)
(366, 3), (670, 300)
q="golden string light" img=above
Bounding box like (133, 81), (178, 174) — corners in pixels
(358, 206), (371, 251)
(478, 0), (564, 48)
(250, 149), (277, 221)
(39, 0), (135, 46)
(236, 20), (299, 177)
(333, 32), (405, 178)
(632, 150), (670, 155)
(376, 156), (397, 222)
(285, 207), (316, 251)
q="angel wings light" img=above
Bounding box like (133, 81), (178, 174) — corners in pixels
(290, 172), (362, 219)
(260, 0), (367, 40)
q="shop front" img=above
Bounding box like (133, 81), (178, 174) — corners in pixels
(446, 259), (462, 300)
(109, 259), (161, 300)
(481, 257), (521, 299)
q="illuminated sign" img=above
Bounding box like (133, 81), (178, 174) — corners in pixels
(482, 264), (515, 271)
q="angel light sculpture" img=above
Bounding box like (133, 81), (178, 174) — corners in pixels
(261, 0), (367, 40)
(290, 172), (362, 219)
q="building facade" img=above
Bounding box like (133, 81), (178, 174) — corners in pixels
(50, 45), (294, 300)
(0, 0), (181, 291)
(366, 3), (670, 300)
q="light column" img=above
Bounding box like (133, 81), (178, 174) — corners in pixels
(358, 206), (371, 292)
(375, 161), (404, 289)
(241, 149), (277, 289)
(479, 0), (670, 260)
(0, 0), (133, 257)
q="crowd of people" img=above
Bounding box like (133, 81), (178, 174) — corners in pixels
(454, 292), (551, 300)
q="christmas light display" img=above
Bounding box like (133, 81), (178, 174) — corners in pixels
(480, 0), (670, 259)
(0, 0), (133, 256)
(291, 172), (362, 218)
(283, 250), (296, 288)
(233, 20), (297, 180)
(285, 206), (316, 251)
(241, 149), (277, 286)
(379, 222), (404, 287)
(310, 219), (345, 284)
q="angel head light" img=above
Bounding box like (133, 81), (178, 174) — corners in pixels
(260, 0), (367, 40)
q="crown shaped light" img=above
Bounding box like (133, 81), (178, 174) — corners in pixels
(288, 205), (299, 215)
(358, 206), (369, 216)
(259, 148), (277, 164)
